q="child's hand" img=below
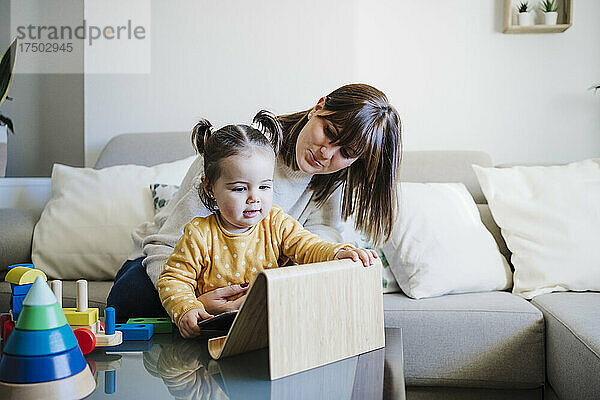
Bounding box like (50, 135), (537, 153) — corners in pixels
(334, 248), (378, 267)
(178, 308), (213, 339)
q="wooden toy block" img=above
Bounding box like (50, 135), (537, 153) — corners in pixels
(16, 304), (67, 331)
(5, 267), (47, 285)
(76, 280), (88, 312)
(0, 275), (96, 399)
(0, 367), (96, 400)
(0, 345), (87, 383)
(50, 280), (62, 307)
(70, 320), (101, 335)
(207, 259), (385, 380)
(11, 295), (25, 319)
(2, 319), (15, 343)
(7, 263), (34, 271)
(0, 314), (10, 339)
(3, 324), (78, 357)
(95, 330), (123, 347)
(104, 307), (115, 335)
(115, 323), (153, 340)
(126, 317), (173, 333)
(10, 283), (32, 296)
(63, 308), (99, 326)
(73, 328), (96, 355)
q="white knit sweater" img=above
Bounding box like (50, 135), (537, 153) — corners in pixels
(129, 155), (351, 287)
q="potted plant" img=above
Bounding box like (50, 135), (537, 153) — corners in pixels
(540, 0), (558, 25)
(0, 38), (17, 177)
(517, 1), (534, 26)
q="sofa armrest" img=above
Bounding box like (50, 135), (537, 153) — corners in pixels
(0, 208), (41, 274)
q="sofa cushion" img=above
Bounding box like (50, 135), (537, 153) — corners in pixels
(384, 291), (544, 388)
(0, 208), (40, 273)
(383, 182), (512, 299)
(94, 132), (195, 169)
(400, 151), (492, 204)
(474, 159), (600, 299)
(531, 292), (600, 400)
(32, 157), (195, 281)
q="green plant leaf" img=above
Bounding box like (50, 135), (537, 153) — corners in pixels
(540, 0), (558, 12)
(517, 1), (529, 13)
(0, 38), (18, 108)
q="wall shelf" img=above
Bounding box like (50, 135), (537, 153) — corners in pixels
(503, 0), (573, 34)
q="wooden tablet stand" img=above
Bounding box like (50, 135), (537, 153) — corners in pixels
(208, 259), (385, 380)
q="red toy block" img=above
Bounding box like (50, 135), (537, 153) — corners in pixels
(74, 328), (97, 355)
(2, 319), (15, 343)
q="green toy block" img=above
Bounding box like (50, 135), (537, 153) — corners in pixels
(126, 317), (173, 333)
(15, 303), (68, 331)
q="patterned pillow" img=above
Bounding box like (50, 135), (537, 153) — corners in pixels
(150, 183), (180, 213)
(344, 223), (400, 293)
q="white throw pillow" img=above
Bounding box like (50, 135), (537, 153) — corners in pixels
(32, 157), (195, 280)
(473, 159), (600, 299)
(382, 182), (512, 299)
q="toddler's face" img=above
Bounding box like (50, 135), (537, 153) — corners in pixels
(209, 148), (275, 234)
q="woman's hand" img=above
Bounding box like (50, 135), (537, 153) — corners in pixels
(178, 308), (213, 339)
(197, 284), (249, 315)
(334, 248), (378, 267)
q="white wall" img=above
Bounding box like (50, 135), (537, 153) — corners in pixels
(84, 0), (357, 166)
(85, 0), (600, 167)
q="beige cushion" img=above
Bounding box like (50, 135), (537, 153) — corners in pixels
(383, 182), (512, 299)
(474, 159), (600, 299)
(32, 157), (195, 280)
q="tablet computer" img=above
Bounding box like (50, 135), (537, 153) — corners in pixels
(197, 310), (238, 333)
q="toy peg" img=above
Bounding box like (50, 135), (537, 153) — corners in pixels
(76, 280), (88, 312)
(50, 280), (62, 307)
(104, 307), (115, 335)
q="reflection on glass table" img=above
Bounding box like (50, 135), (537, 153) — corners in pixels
(84, 333), (389, 400)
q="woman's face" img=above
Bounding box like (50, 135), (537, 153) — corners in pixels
(295, 101), (360, 175)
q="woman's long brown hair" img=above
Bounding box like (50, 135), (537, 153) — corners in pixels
(278, 83), (402, 246)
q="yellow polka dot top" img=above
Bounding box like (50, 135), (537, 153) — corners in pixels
(157, 205), (353, 325)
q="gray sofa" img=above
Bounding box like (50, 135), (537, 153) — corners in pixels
(1, 132), (598, 400)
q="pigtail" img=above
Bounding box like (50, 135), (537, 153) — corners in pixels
(191, 119), (213, 154)
(252, 110), (283, 155)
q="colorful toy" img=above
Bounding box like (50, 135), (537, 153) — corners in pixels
(126, 317), (174, 333)
(50, 279), (123, 355)
(0, 313), (15, 344)
(4, 264), (47, 322)
(0, 276), (96, 399)
(114, 323), (153, 340)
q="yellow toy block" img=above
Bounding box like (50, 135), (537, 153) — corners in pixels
(5, 267), (47, 285)
(63, 308), (99, 326)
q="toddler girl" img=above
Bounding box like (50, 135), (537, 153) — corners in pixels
(157, 111), (377, 338)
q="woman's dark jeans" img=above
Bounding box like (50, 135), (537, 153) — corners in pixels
(107, 257), (168, 322)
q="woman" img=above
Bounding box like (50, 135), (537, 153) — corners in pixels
(107, 83), (402, 321)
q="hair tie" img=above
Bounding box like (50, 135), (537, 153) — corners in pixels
(204, 125), (215, 148)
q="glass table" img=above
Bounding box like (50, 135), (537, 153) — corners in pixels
(84, 333), (403, 400)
